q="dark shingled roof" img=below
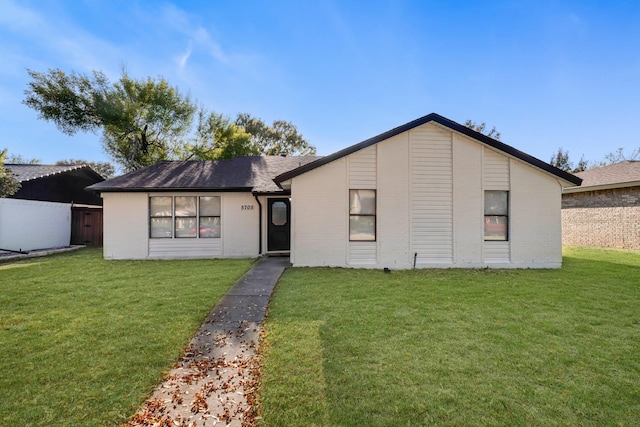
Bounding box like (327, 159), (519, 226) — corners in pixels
(6, 164), (102, 182)
(87, 156), (321, 194)
(564, 161), (640, 193)
(276, 112), (582, 186)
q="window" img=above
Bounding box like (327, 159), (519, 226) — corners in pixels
(175, 196), (197, 238)
(149, 196), (221, 239)
(149, 196), (172, 238)
(349, 189), (376, 241)
(199, 196), (221, 238)
(271, 201), (288, 226)
(484, 190), (508, 241)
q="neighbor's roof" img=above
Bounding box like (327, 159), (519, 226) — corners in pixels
(6, 164), (103, 182)
(87, 156), (321, 194)
(275, 113), (582, 186)
(563, 161), (640, 193)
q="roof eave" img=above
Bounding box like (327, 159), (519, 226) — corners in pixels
(563, 180), (640, 193)
(87, 186), (254, 193)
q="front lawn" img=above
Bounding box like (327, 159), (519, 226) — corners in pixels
(0, 248), (253, 426)
(259, 246), (640, 426)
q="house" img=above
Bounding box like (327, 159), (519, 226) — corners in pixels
(7, 164), (104, 205)
(562, 161), (640, 250)
(0, 164), (104, 253)
(88, 113), (582, 268)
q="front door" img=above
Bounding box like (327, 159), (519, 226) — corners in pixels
(267, 198), (291, 252)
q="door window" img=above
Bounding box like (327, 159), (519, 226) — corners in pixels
(271, 201), (288, 226)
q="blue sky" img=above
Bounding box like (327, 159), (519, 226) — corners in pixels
(1, 0), (639, 171)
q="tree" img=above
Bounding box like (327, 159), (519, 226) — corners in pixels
(464, 120), (501, 141)
(0, 149), (21, 197)
(24, 68), (317, 171)
(5, 154), (40, 164)
(601, 147), (640, 165)
(24, 68), (197, 172)
(235, 113), (316, 155)
(549, 147), (589, 173)
(182, 111), (258, 160)
(55, 159), (116, 179)
(549, 147), (572, 172)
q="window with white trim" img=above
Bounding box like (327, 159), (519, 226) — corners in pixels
(149, 196), (221, 238)
(349, 189), (376, 241)
(484, 190), (508, 241)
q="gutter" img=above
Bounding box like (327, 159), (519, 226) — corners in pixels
(253, 194), (263, 255)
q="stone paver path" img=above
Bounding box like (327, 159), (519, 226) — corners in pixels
(126, 257), (289, 427)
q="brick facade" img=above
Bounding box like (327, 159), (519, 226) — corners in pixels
(562, 186), (640, 250)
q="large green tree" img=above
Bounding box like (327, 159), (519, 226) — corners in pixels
(24, 68), (196, 172)
(235, 113), (316, 155)
(0, 149), (21, 197)
(182, 111), (258, 160)
(24, 68), (316, 172)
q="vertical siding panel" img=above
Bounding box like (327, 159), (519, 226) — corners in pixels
(410, 124), (453, 264)
(348, 145), (377, 189)
(348, 145), (378, 265)
(483, 148), (510, 262)
(483, 149), (510, 189)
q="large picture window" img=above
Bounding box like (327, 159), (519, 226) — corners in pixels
(484, 190), (508, 241)
(149, 196), (221, 239)
(349, 189), (376, 241)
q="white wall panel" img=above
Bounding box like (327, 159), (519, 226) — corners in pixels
(290, 159), (348, 267)
(510, 159), (563, 267)
(103, 192), (148, 259)
(452, 134), (483, 264)
(0, 199), (70, 252)
(103, 192), (259, 260)
(377, 133), (411, 268)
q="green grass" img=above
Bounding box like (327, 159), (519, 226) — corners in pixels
(259, 246), (640, 426)
(0, 248), (253, 426)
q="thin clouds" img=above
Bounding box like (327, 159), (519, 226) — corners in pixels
(161, 3), (230, 70)
(0, 0), (43, 31)
(0, 0), (122, 75)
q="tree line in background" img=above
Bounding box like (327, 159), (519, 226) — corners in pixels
(549, 147), (640, 173)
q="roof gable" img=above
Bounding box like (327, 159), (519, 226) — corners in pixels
(275, 113), (582, 186)
(6, 164), (103, 182)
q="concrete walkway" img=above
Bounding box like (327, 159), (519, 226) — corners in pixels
(127, 256), (290, 427)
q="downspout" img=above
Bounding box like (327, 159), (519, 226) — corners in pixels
(254, 194), (263, 255)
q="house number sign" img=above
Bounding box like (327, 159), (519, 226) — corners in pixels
(241, 205), (255, 210)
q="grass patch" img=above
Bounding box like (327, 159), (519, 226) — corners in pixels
(0, 248), (253, 426)
(259, 246), (640, 426)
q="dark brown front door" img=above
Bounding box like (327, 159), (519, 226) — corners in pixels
(267, 198), (290, 251)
